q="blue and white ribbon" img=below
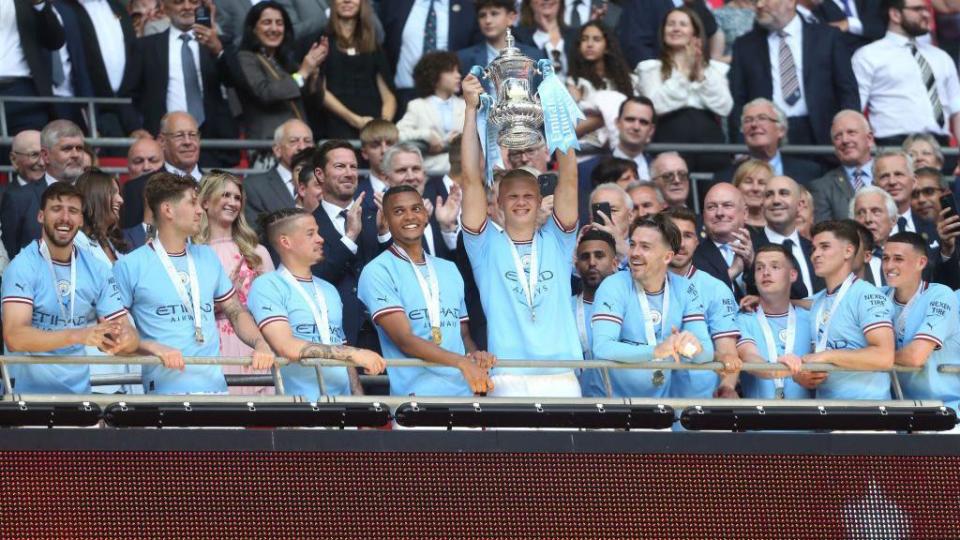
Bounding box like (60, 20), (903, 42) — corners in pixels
(536, 59), (584, 154)
(470, 65), (502, 186)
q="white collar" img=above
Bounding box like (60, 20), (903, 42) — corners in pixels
(763, 225), (800, 245)
(368, 174), (388, 194)
(321, 198), (352, 221)
(900, 207), (914, 223)
(43, 173), (60, 186)
(164, 161), (201, 181)
(777, 14), (802, 37)
(169, 26), (194, 42)
(276, 163), (292, 183)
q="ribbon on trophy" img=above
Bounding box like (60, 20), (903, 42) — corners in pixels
(535, 59), (584, 154)
(470, 65), (502, 186)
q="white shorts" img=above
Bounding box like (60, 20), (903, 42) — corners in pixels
(489, 372), (582, 398)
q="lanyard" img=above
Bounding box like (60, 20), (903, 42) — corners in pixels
(39, 239), (76, 326)
(278, 266), (331, 345)
(635, 277), (670, 346)
(152, 238), (204, 343)
(756, 305), (796, 393)
(886, 280), (925, 345)
(576, 293), (591, 359)
(814, 274), (855, 352)
(393, 246), (443, 344)
(507, 234), (539, 321)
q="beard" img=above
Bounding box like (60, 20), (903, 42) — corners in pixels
(42, 221), (77, 248)
(902, 17), (929, 37)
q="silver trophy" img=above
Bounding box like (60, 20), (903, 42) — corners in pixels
(479, 29), (544, 149)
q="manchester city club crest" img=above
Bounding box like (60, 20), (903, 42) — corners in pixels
(56, 279), (71, 298)
(520, 253), (532, 270)
(178, 271), (190, 285)
(778, 329), (788, 343)
(649, 310), (662, 326)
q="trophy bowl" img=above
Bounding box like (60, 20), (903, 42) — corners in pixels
(483, 30), (544, 150)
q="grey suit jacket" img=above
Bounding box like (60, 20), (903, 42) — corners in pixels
(244, 167), (297, 234)
(809, 167), (855, 223)
(214, 0), (252, 49)
(235, 50), (306, 140)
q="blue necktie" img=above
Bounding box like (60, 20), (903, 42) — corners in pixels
(180, 34), (205, 125)
(897, 216), (908, 233)
(423, 0), (438, 53)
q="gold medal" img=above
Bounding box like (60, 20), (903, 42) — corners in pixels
(652, 369), (665, 387)
(431, 326), (442, 345)
(195, 327), (204, 344)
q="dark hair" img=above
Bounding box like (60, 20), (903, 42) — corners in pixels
(886, 231), (929, 255)
(568, 21), (635, 97)
(326, 0), (378, 54)
(590, 156), (638, 188)
(618, 96), (657, 125)
(240, 2), (297, 71)
(578, 227), (617, 254)
(40, 182), (84, 210)
(475, 0), (516, 12)
(662, 206), (697, 228)
(658, 8), (709, 82)
(811, 219), (861, 252)
(382, 185), (421, 210)
(313, 140), (356, 172)
(629, 213), (681, 252)
(413, 51), (460, 98)
(261, 207), (311, 248)
(845, 219), (875, 254)
(292, 147), (318, 176)
(756, 243), (800, 270)
(75, 168), (129, 254)
(145, 172), (197, 219)
(914, 166), (946, 185)
(520, 0), (565, 28)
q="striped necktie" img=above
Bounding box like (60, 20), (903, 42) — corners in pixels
(911, 41), (945, 127)
(852, 168), (864, 191)
(778, 30), (801, 107)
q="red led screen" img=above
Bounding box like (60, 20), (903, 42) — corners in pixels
(0, 450), (958, 538)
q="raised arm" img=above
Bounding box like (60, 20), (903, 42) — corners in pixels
(459, 74), (488, 232)
(552, 148), (579, 230)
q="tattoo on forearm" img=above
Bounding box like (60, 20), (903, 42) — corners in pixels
(299, 342), (356, 362)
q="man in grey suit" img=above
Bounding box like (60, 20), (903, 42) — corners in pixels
(808, 110), (875, 223)
(244, 119), (314, 234)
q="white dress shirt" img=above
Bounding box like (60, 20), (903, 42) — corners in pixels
(167, 26), (204, 116)
(635, 59), (733, 117)
(868, 254), (883, 286)
(766, 15), (808, 118)
(277, 163), (295, 199)
(0, 1), (37, 78)
(79, 0), (126, 93)
(564, 0), (590, 26)
(395, 0), (449, 89)
(164, 161), (202, 182)
(50, 6), (75, 97)
(613, 146), (650, 180)
(321, 199), (360, 254)
(763, 225), (813, 296)
(43, 173), (60, 186)
(853, 31), (960, 138)
(368, 174), (388, 194)
(843, 159), (873, 190)
(898, 207), (917, 233)
(830, 0), (864, 35)
(533, 31), (568, 78)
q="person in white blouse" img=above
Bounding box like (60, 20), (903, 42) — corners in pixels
(396, 51), (466, 177)
(635, 7), (733, 172)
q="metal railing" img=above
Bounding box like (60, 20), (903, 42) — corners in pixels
(0, 96), (133, 139)
(0, 355), (944, 402)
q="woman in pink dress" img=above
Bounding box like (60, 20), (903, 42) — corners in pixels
(195, 171), (275, 395)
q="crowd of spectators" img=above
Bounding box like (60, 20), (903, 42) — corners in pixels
(3, 0), (960, 405)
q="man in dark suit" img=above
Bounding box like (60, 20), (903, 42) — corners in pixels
(355, 120), (399, 213)
(121, 111), (204, 228)
(311, 140), (390, 350)
(565, 0), (621, 31)
(64, 0), (144, 139)
(750, 175), (824, 298)
(456, 0), (542, 77)
(713, 98), (822, 187)
(874, 149), (940, 249)
(244, 119), (314, 235)
(382, 143), (460, 262)
(1, 120), (85, 259)
(796, 0), (884, 51)
(729, 0), (860, 146)
(7, 130), (46, 188)
(123, 0), (239, 168)
(379, 0), (482, 112)
(0, 0), (64, 136)
(49, 1), (95, 131)
(693, 183), (756, 300)
(809, 110), (875, 222)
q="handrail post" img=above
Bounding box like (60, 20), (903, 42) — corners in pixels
(313, 364), (328, 396)
(272, 365), (286, 395)
(890, 370), (905, 400)
(88, 102), (98, 137)
(601, 368), (613, 398)
(0, 99), (7, 138)
(0, 360), (10, 398)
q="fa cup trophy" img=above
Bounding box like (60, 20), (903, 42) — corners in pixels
(479, 30), (545, 149)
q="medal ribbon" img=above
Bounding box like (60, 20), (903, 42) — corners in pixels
(278, 266), (331, 345)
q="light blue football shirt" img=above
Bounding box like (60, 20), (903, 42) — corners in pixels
(591, 270), (714, 398)
(809, 276), (894, 400)
(247, 268), (350, 399)
(358, 245), (472, 397)
(113, 241), (234, 394)
(572, 294), (607, 397)
(462, 215), (583, 376)
(669, 266), (740, 399)
(1, 241), (127, 394)
(737, 307), (814, 399)
(883, 282), (960, 410)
